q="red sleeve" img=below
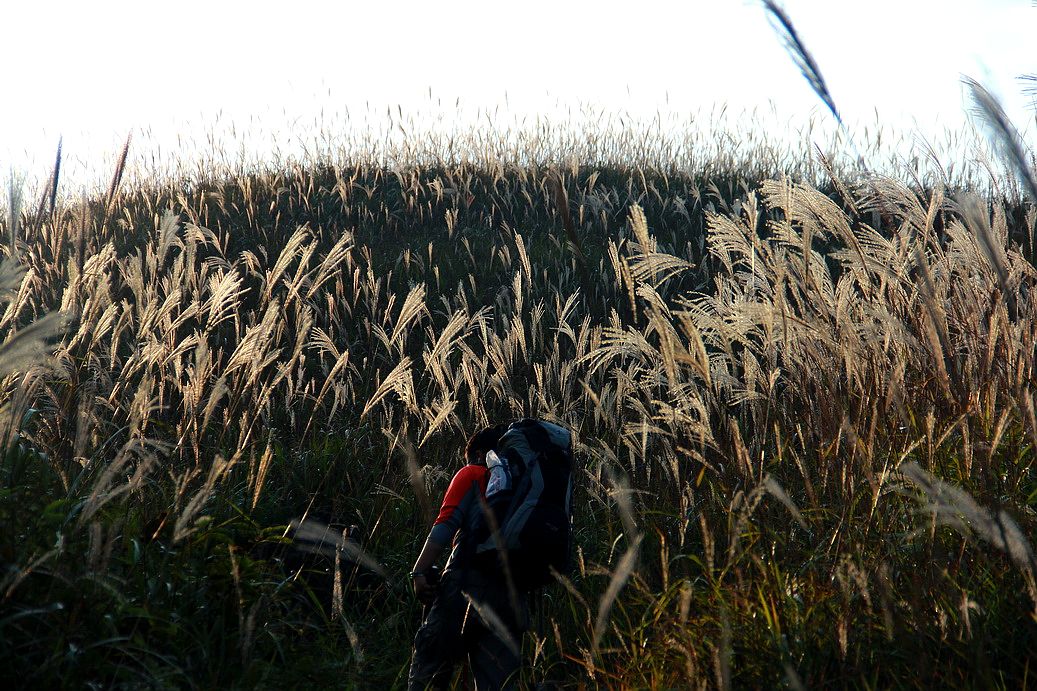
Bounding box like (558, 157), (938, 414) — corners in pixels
(433, 464), (488, 526)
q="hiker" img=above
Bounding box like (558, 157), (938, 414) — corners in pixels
(408, 420), (574, 691)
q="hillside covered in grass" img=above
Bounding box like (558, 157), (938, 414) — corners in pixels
(1, 123), (1036, 689)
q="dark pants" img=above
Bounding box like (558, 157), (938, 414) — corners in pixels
(408, 569), (527, 691)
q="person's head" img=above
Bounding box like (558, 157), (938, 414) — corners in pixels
(464, 424), (507, 465)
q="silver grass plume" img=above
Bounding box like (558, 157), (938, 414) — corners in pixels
(34, 137), (63, 219)
(6, 172), (23, 256)
(288, 518), (388, 580)
(462, 592), (520, 657)
(1021, 74), (1037, 109)
(762, 1), (842, 127)
(49, 137), (62, 214)
(958, 193), (1017, 320)
(101, 133), (131, 227)
(964, 76), (1037, 203)
(901, 462), (1037, 609)
(592, 533), (643, 655)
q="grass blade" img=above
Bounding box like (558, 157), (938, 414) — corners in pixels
(762, 1), (841, 126)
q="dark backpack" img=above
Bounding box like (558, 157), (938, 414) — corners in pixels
(471, 418), (575, 590)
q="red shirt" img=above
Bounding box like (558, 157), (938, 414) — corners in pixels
(428, 464), (489, 564)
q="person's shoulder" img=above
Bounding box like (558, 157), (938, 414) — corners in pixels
(452, 464), (488, 483)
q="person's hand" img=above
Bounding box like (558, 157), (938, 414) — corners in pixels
(412, 572), (436, 604)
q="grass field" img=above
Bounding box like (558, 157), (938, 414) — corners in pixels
(2, 46), (1037, 688)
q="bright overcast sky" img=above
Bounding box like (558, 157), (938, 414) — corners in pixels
(2, 0), (1035, 188)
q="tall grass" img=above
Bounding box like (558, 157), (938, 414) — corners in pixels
(0, 89), (1036, 687)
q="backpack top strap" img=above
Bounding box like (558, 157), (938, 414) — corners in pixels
(518, 419), (553, 456)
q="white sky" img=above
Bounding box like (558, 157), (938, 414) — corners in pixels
(2, 0), (1035, 189)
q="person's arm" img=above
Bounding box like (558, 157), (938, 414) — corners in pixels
(410, 535), (446, 601)
(411, 464), (487, 599)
